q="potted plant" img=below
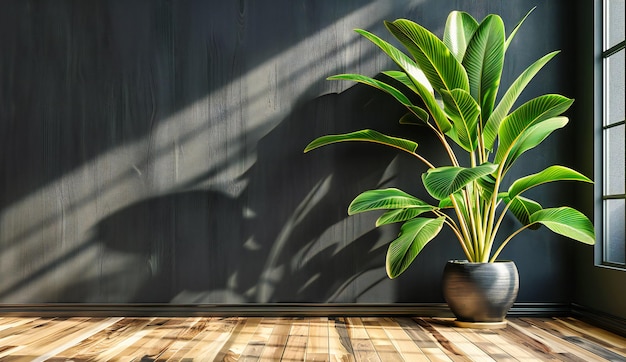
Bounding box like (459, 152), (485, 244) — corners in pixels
(304, 8), (595, 327)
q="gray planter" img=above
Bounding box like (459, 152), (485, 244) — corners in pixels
(442, 260), (519, 326)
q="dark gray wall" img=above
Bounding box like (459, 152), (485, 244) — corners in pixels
(0, 0), (593, 304)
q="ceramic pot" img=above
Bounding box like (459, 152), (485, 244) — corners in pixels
(442, 260), (519, 324)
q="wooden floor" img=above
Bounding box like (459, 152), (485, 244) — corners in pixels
(0, 316), (623, 361)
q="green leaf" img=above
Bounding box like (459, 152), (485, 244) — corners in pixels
(381, 71), (430, 123)
(502, 194), (542, 228)
(504, 116), (568, 172)
(438, 192), (464, 209)
(443, 11), (479, 62)
(399, 112), (426, 126)
(348, 188), (434, 215)
(484, 51), (560, 150)
(422, 163), (498, 200)
(530, 207), (595, 245)
(376, 208), (432, 226)
(328, 73), (418, 115)
(440, 88), (480, 151)
(508, 165), (593, 199)
(385, 19), (470, 95)
(477, 173), (497, 200)
(304, 129), (418, 154)
(355, 29), (452, 133)
(495, 95), (574, 166)
(462, 14), (505, 122)
(386, 217), (446, 278)
(505, 7), (536, 52)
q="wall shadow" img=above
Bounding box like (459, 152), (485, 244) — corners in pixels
(54, 81), (451, 303)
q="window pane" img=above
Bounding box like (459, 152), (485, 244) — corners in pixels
(605, 49), (625, 125)
(604, 198), (625, 264)
(606, 0), (625, 49)
(604, 124), (625, 195)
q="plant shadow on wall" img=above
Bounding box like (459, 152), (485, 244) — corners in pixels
(58, 81), (453, 303)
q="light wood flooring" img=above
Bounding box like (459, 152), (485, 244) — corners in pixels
(0, 316), (623, 361)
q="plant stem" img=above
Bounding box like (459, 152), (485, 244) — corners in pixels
(486, 199), (513, 256)
(450, 195), (475, 261)
(485, 163), (505, 254)
(428, 123), (459, 167)
(441, 216), (473, 260)
(411, 152), (435, 169)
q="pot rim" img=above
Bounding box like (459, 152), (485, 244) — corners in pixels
(447, 259), (515, 264)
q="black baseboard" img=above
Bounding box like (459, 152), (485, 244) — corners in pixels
(0, 302), (569, 318)
(571, 303), (626, 337)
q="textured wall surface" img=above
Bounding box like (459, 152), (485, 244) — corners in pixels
(0, 0), (589, 304)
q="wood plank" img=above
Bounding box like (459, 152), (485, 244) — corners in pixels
(90, 318), (157, 361)
(239, 317), (278, 359)
(551, 318), (626, 356)
(29, 317), (122, 362)
(426, 321), (496, 362)
(105, 317), (184, 360)
(396, 318), (453, 362)
(513, 318), (608, 362)
(216, 317), (262, 361)
(345, 317), (381, 362)
(282, 318), (309, 361)
(413, 318), (472, 361)
(0, 317), (58, 343)
(178, 317), (240, 360)
(47, 317), (159, 360)
(258, 317), (292, 361)
(0, 317), (91, 355)
(123, 317), (198, 360)
(151, 317), (206, 361)
(452, 327), (517, 361)
(157, 318), (223, 361)
(361, 317), (403, 361)
(328, 317), (355, 362)
(378, 317), (430, 361)
(307, 317), (329, 361)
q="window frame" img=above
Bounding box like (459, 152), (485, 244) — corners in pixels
(595, 0), (626, 269)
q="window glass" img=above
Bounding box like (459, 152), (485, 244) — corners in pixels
(606, 0), (625, 49)
(604, 125), (625, 195)
(605, 199), (625, 264)
(605, 49), (625, 125)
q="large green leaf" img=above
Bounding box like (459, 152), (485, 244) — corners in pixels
(328, 73), (427, 122)
(530, 207), (595, 245)
(462, 14), (505, 122)
(422, 163), (498, 200)
(495, 95), (574, 166)
(441, 88), (480, 151)
(385, 19), (469, 95)
(504, 7), (536, 52)
(484, 51), (560, 150)
(503, 116), (568, 172)
(348, 188), (434, 214)
(386, 217), (446, 278)
(502, 194), (542, 228)
(304, 129), (417, 154)
(443, 11), (479, 62)
(355, 29), (452, 133)
(376, 208), (432, 226)
(508, 165), (593, 199)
